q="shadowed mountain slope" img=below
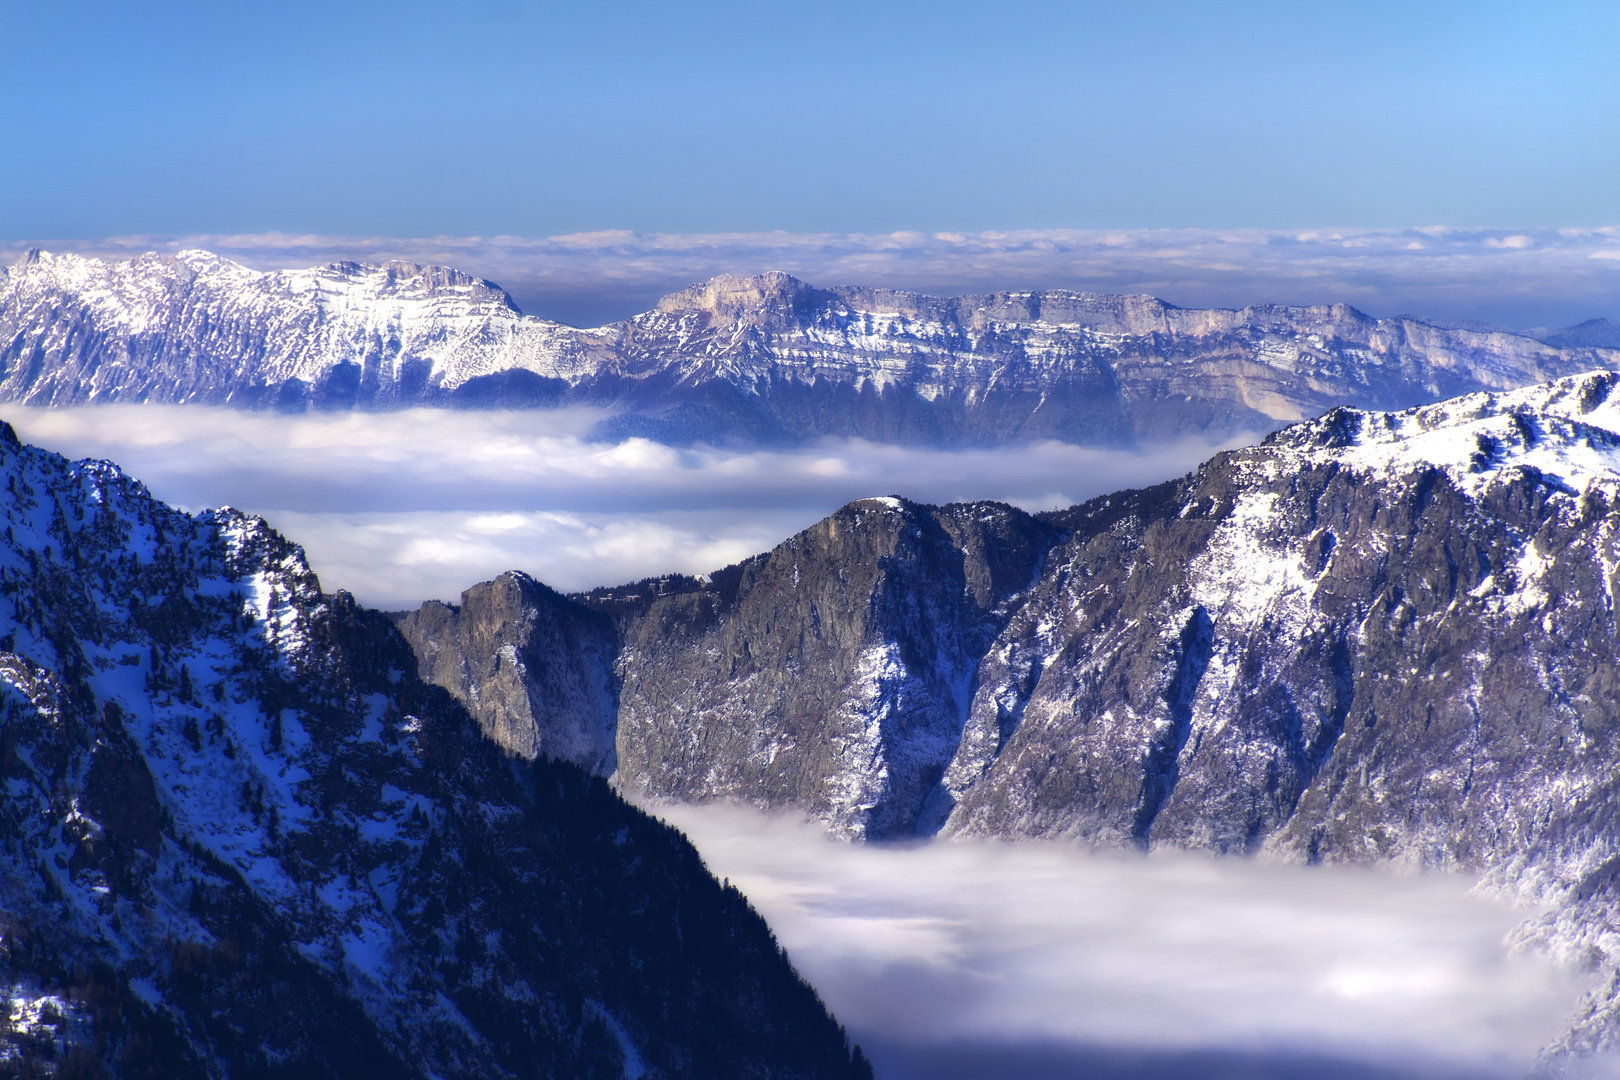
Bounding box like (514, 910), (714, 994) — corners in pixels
(0, 425), (871, 1079)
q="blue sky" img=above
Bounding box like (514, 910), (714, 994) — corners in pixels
(4, 0), (1618, 240)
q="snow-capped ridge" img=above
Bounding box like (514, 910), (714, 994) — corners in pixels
(6, 249), (1616, 445)
(1273, 370), (1620, 497)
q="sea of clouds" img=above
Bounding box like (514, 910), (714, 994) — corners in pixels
(9, 227), (1619, 1076)
(8, 405), (1250, 609)
(7, 226), (1620, 330)
(653, 801), (1590, 1080)
(21, 401), (1603, 1077)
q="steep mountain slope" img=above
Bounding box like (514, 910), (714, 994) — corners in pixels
(5, 250), (1614, 446)
(399, 371), (1620, 1072)
(928, 371), (1620, 1072)
(0, 249), (606, 410)
(0, 427), (870, 1078)
(398, 571), (619, 773)
(935, 375), (1620, 858)
(394, 503), (1055, 839)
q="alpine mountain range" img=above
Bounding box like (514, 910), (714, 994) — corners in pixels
(4, 248), (1618, 446)
(2, 248), (1620, 1077)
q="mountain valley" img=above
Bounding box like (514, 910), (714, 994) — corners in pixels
(393, 370), (1620, 1074)
(7, 243), (1620, 1075)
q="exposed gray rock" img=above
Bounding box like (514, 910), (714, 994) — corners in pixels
(401, 501), (1054, 838)
(5, 250), (1616, 447)
(390, 571), (618, 772)
(592, 499), (1055, 839)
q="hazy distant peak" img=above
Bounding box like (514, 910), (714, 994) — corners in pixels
(1531, 317), (1620, 350)
(7, 247), (527, 312)
(653, 270), (829, 320)
(5, 247), (1617, 445)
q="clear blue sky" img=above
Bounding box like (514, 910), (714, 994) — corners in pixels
(2, 0), (1617, 239)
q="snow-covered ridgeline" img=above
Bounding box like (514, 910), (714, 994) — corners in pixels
(1278, 371), (1620, 494)
(5, 253), (1614, 446)
(0, 249), (606, 401)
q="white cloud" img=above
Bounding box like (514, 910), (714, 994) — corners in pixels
(652, 801), (1590, 1079)
(6, 405), (1246, 608)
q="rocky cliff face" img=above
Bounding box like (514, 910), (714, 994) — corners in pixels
(400, 371), (1620, 1072)
(0, 249), (609, 411)
(598, 500), (1054, 839)
(0, 427), (870, 1079)
(395, 502), (1055, 839)
(391, 572), (618, 773)
(5, 250), (1614, 447)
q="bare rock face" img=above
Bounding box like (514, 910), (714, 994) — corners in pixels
(588, 499), (1056, 838)
(6, 250), (1617, 447)
(936, 381), (1620, 867)
(391, 572), (618, 772)
(0, 427), (871, 1079)
(400, 500), (1054, 838)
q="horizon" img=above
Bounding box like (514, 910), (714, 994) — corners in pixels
(7, 226), (1620, 331)
(5, 3), (1619, 329)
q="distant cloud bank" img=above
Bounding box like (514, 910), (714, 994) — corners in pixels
(8, 405), (1245, 608)
(6, 227), (1620, 330)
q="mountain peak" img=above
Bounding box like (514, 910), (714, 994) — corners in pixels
(1532, 317), (1620, 350)
(654, 271), (824, 320)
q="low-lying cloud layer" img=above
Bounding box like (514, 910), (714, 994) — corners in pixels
(652, 801), (1587, 1080)
(8, 405), (1244, 609)
(8, 226), (1620, 330)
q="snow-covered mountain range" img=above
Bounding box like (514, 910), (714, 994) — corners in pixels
(396, 370), (1620, 1074)
(5, 249), (1616, 445)
(0, 426), (870, 1078)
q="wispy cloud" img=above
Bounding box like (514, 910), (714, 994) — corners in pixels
(6, 405), (1245, 608)
(653, 801), (1588, 1080)
(6, 227), (1620, 329)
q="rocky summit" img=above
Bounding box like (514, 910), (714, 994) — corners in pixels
(397, 371), (1620, 1073)
(0, 426), (870, 1078)
(4, 249), (1616, 446)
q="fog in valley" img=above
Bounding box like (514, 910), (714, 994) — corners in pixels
(13, 402), (1608, 1080)
(11, 405), (1252, 608)
(654, 802), (1591, 1080)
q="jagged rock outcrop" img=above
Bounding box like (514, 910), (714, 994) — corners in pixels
(391, 571), (618, 773)
(400, 501), (1054, 837)
(0, 427), (871, 1079)
(403, 371), (1620, 1072)
(5, 249), (1616, 446)
(587, 500), (1055, 838)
